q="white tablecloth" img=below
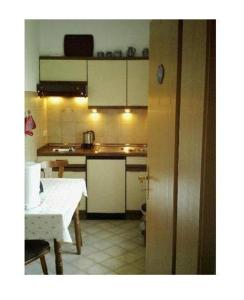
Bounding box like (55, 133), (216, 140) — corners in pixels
(25, 178), (87, 242)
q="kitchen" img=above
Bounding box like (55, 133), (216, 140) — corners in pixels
(24, 19), (216, 275)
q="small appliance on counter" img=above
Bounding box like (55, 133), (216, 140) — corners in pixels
(25, 162), (41, 210)
(82, 130), (95, 148)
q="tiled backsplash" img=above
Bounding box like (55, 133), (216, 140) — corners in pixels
(46, 97), (148, 144)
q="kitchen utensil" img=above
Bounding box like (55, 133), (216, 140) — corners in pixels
(25, 162), (41, 210)
(97, 51), (105, 57)
(142, 48), (149, 57)
(127, 47), (136, 57)
(106, 51), (113, 57)
(113, 50), (122, 57)
(83, 130), (95, 148)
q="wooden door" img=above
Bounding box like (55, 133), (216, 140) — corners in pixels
(197, 20), (216, 275)
(145, 20), (181, 274)
(88, 60), (126, 107)
(127, 60), (149, 107)
(175, 20), (208, 274)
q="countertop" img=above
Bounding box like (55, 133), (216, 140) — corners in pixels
(37, 143), (147, 157)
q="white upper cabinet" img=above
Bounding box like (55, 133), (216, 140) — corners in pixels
(40, 59), (87, 81)
(39, 58), (148, 107)
(88, 60), (127, 107)
(127, 60), (149, 107)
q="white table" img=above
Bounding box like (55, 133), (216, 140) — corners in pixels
(25, 178), (87, 274)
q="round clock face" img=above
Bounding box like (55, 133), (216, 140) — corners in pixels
(157, 64), (164, 84)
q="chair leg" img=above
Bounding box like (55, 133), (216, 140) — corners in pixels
(40, 255), (48, 275)
(74, 206), (82, 254)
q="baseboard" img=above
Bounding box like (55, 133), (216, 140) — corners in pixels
(86, 213), (126, 220)
(126, 210), (142, 219)
(79, 210), (142, 220)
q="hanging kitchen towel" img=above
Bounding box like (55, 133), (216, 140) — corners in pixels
(25, 115), (33, 136)
(29, 114), (36, 129)
(25, 114), (36, 136)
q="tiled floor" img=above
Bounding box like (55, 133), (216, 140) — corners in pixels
(25, 219), (145, 275)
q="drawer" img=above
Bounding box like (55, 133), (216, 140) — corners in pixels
(126, 157), (147, 165)
(37, 156), (86, 164)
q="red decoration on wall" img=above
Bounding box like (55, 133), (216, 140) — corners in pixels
(25, 113), (36, 136)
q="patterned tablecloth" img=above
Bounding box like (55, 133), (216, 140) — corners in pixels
(25, 178), (87, 242)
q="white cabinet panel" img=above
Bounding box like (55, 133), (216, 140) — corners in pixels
(126, 171), (147, 210)
(126, 156), (147, 165)
(88, 60), (126, 106)
(87, 159), (125, 213)
(127, 60), (149, 106)
(40, 59), (87, 81)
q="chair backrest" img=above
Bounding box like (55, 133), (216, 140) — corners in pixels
(41, 160), (68, 178)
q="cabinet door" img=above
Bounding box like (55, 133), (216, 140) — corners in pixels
(127, 60), (149, 107)
(126, 171), (147, 210)
(87, 159), (125, 213)
(40, 59), (87, 81)
(88, 61), (126, 106)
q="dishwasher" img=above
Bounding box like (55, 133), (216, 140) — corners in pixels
(87, 157), (126, 216)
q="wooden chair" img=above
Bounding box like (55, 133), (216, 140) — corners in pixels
(41, 160), (68, 178)
(40, 160), (82, 254)
(25, 240), (50, 274)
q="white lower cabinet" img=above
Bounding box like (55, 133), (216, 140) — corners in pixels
(87, 159), (126, 213)
(126, 171), (147, 210)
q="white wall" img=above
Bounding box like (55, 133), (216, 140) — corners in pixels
(39, 20), (150, 56)
(25, 20), (39, 91)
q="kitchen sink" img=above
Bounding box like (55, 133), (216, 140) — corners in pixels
(52, 147), (75, 153)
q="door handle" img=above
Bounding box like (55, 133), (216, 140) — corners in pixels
(138, 175), (151, 183)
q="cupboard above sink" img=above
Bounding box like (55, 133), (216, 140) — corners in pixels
(38, 57), (148, 108)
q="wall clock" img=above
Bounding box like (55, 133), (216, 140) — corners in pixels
(157, 64), (165, 84)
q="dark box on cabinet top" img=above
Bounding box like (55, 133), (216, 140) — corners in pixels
(64, 34), (94, 57)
